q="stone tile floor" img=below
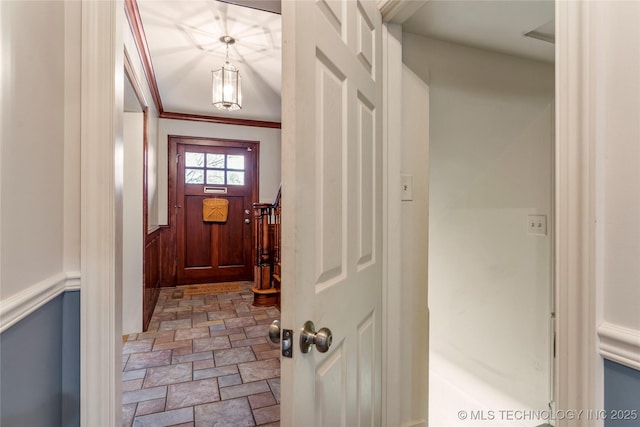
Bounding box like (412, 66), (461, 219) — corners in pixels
(122, 283), (281, 426)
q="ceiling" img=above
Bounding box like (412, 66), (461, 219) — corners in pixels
(135, 0), (282, 123)
(402, 1), (555, 63)
(132, 0), (554, 123)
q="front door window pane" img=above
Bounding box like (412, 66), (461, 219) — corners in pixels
(185, 169), (204, 184)
(207, 154), (225, 169)
(206, 170), (225, 185)
(185, 150), (247, 187)
(227, 155), (245, 170)
(227, 171), (245, 186)
(185, 152), (204, 167)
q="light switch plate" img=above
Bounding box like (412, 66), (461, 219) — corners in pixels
(528, 214), (547, 236)
(401, 174), (413, 201)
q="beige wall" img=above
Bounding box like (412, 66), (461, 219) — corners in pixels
(1, 0), (79, 303)
(122, 112), (144, 334)
(597, 1), (640, 365)
(404, 33), (554, 410)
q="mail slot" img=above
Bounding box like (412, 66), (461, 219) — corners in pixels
(204, 187), (227, 194)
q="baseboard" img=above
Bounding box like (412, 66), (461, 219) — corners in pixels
(400, 420), (426, 427)
(0, 271), (81, 333)
(598, 321), (640, 371)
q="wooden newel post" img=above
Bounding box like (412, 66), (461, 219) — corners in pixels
(251, 194), (281, 306)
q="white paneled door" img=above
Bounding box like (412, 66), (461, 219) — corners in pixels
(281, 0), (383, 426)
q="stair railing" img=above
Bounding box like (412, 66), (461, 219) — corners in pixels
(252, 186), (281, 306)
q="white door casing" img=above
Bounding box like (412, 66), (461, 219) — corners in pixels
(80, 0), (124, 425)
(281, 0), (383, 426)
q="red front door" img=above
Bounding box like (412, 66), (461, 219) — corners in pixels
(175, 140), (257, 284)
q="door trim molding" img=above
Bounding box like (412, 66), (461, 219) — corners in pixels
(168, 135), (260, 286)
(80, 0), (124, 425)
(378, 0), (424, 24)
(555, 0), (602, 421)
(381, 22), (403, 427)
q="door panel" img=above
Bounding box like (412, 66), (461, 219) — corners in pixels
(281, 0), (383, 425)
(216, 196), (245, 267)
(176, 141), (257, 284)
(184, 196), (211, 268)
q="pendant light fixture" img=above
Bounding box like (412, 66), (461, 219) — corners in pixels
(212, 35), (242, 111)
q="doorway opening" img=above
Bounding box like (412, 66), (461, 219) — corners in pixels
(400, 1), (556, 425)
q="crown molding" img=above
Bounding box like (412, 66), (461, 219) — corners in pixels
(160, 111), (281, 129)
(124, 0), (162, 113)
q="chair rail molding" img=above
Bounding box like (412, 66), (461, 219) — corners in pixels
(598, 322), (640, 371)
(0, 271), (81, 334)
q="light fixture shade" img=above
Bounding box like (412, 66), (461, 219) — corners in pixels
(212, 61), (242, 111)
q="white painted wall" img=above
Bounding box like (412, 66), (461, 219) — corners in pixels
(596, 0), (640, 369)
(122, 113), (144, 334)
(63, 0), (81, 275)
(403, 34), (554, 413)
(157, 119), (281, 224)
(0, 0), (72, 301)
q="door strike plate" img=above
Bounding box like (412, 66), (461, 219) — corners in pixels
(282, 329), (293, 358)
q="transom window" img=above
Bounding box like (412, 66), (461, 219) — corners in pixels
(184, 152), (245, 185)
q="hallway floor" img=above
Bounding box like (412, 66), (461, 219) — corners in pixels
(122, 283), (281, 426)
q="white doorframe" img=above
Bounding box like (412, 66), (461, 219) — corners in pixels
(80, 0), (124, 425)
(78, 0), (601, 425)
(381, 21), (403, 427)
(554, 0), (603, 421)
